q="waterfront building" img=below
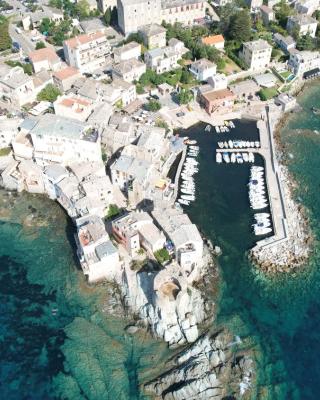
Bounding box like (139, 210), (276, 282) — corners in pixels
(152, 207), (203, 275)
(190, 58), (217, 82)
(201, 34), (225, 50)
(53, 95), (94, 122)
(240, 39), (272, 71)
(112, 211), (166, 256)
(28, 48), (61, 73)
(75, 214), (120, 283)
(0, 160), (24, 192)
(117, 0), (206, 36)
(286, 14), (318, 38)
(274, 33), (296, 54)
(63, 32), (111, 73)
(113, 41), (141, 63)
(275, 93), (297, 112)
(288, 50), (320, 77)
(139, 24), (167, 49)
(295, 0), (320, 16)
(112, 59), (146, 82)
(200, 88), (235, 114)
(43, 164), (69, 199)
(18, 160), (45, 194)
(144, 39), (187, 74)
(259, 5), (274, 25)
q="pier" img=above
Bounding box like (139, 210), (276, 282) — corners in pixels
(217, 108), (289, 249)
(173, 146), (187, 202)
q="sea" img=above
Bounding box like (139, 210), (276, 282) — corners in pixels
(0, 81), (320, 399)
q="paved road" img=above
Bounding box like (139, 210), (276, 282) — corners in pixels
(9, 23), (35, 54)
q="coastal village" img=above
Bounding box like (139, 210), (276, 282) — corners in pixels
(0, 0), (319, 397)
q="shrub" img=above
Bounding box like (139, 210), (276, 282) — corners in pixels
(37, 84), (61, 102)
(154, 248), (170, 264)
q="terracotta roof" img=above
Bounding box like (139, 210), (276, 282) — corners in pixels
(64, 32), (106, 49)
(202, 88), (235, 102)
(53, 66), (81, 81)
(201, 34), (224, 46)
(58, 97), (91, 108)
(29, 48), (60, 63)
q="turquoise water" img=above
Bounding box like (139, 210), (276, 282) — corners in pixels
(183, 83), (320, 399)
(1, 82), (320, 399)
(0, 192), (171, 399)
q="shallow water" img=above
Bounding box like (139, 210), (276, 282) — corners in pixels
(0, 192), (171, 399)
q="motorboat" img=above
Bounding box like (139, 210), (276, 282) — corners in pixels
(223, 152), (230, 163)
(255, 141), (260, 148)
(231, 153), (236, 163)
(181, 194), (195, 201)
(216, 152), (222, 163)
(243, 153), (249, 162)
(178, 198), (190, 206)
(215, 126), (220, 133)
(248, 153), (255, 163)
(218, 142), (224, 149)
(228, 140), (234, 148)
(186, 140), (197, 145)
(254, 226), (272, 235)
(224, 141), (228, 148)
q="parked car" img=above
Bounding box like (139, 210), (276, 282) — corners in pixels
(176, 112), (185, 117)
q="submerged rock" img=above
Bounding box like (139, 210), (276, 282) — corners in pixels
(144, 329), (255, 400)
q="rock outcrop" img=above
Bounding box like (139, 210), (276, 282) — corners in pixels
(120, 259), (214, 347)
(144, 329), (254, 399)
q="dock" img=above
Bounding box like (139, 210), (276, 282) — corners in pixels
(217, 107), (289, 249)
(173, 146), (187, 202)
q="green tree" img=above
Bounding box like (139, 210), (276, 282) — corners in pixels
(177, 89), (193, 105)
(35, 41), (46, 49)
(275, 0), (293, 28)
(146, 99), (161, 111)
(5, 60), (32, 75)
(75, 0), (89, 19)
(104, 7), (111, 26)
(39, 17), (53, 34)
(228, 10), (252, 43)
(125, 32), (144, 45)
(0, 16), (12, 51)
(49, 0), (62, 8)
(180, 69), (193, 84)
(296, 33), (315, 51)
(106, 204), (120, 219)
(37, 84), (61, 102)
(111, 6), (118, 26)
(154, 248), (170, 264)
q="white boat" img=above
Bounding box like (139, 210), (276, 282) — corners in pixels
(255, 141), (260, 148)
(254, 226), (272, 235)
(216, 152), (222, 163)
(215, 126), (220, 133)
(228, 140), (234, 148)
(231, 153), (236, 163)
(223, 153), (230, 163)
(224, 141), (228, 148)
(205, 124), (212, 132)
(178, 198), (190, 206)
(248, 153), (254, 163)
(187, 140), (197, 145)
(230, 121), (235, 128)
(181, 188), (195, 195)
(243, 153), (249, 162)
(255, 213), (270, 218)
(218, 142), (224, 148)
(181, 194), (195, 201)
(225, 127), (230, 132)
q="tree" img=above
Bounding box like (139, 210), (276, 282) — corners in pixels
(49, 0), (62, 8)
(125, 32), (144, 45)
(296, 33), (315, 51)
(35, 41), (46, 49)
(228, 10), (252, 43)
(0, 16), (12, 51)
(275, 0), (293, 28)
(146, 100), (161, 111)
(39, 17), (53, 34)
(75, 0), (89, 19)
(106, 204), (120, 219)
(111, 6), (118, 26)
(104, 7), (112, 26)
(177, 89), (193, 105)
(154, 248), (170, 264)
(5, 60), (32, 75)
(37, 84), (61, 102)
(180, 69), (193, 84)
(271, 47), (281, 60)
